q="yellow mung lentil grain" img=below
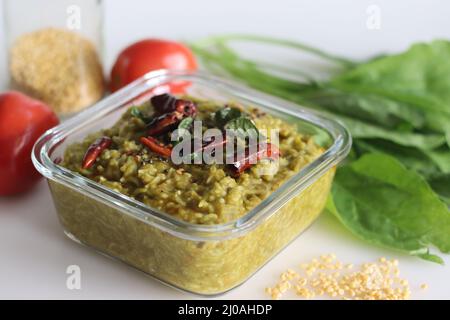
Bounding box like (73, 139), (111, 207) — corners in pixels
(265, 254), (422, 300)
(9, 28), (104, 115)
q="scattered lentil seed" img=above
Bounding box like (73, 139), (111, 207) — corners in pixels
(265, 254), (422, 300)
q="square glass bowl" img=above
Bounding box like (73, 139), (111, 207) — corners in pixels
(32, 70), (351, 295)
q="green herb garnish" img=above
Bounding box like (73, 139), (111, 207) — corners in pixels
(130, 106), (152, 123)
(178, 116), (194, 131)
(172, 117), (194, 146)
(215, 106), (259, 139)
(214, 106), (242, 127)
(224, 116), (259, 139)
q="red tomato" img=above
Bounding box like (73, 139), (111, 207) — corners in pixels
(110, 39), (197, 93)
(0, 91), (59, 196)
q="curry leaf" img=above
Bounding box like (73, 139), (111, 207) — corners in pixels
(178, 116), (194, 131)
(130, 106), (152, 123)
(224, 116), (260, 139)
(214, 106), (242, 127)
(171, 117), (194, 146)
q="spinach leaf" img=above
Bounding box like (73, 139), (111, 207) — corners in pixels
(291, 95), (446, 151)
(303, 88), (426, 130)
(331, 41), (450, 114)
(328, 153), (450, 264)
(354, 140), (450, 204)
(428, 173), (450, 206)
(426, 148), (450, 174)
(354, 140), (445, 177)
(214, 106), (242, 127)
(319, 111), (446, 150)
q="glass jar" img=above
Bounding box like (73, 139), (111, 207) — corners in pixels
(3, 0), (105, 117)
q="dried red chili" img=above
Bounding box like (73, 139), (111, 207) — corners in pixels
(151, 93), (197, 117)
(150, 93), (178, 114)
(147, 94), (197, 136)
(140, 136), (173, 158)
(229, 142), (280, 176)
(147, 111), (184, 136)
(175, 99), (197, 117)
(82, 136), (112, 169)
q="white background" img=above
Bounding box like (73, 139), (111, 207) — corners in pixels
(1, 0), (450, 299)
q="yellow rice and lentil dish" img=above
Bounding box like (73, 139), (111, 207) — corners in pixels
(61, 95), (325, 224)
(53, 94), (335, 294)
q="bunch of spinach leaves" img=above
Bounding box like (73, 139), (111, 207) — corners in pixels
(191, 35), (450, 263)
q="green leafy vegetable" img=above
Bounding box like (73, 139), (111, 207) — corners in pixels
(224, 116), (259, 139)
(192, 35), (450, 263)
(130, 106), (152, 123)
(331, 41), (450, 119)
(178, 116), (194, 131)
(428, 173), (450, 206)
(214, 106), (242, 127)
(171, 117), (194, 146)
(214, 106), (260, 139)
(328, 153), (450, 264)
(302, 88), (426, 130)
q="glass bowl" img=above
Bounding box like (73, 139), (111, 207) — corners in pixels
(32, 70), (351, 295)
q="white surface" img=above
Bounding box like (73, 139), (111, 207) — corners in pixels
(1, 0), (450, 299)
